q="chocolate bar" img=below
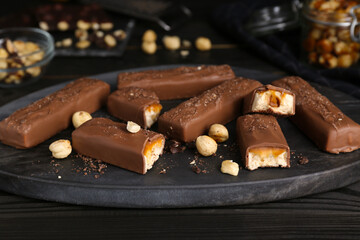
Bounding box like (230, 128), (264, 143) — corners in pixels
(243, 84), (295, 116)
(272, 76), (360, 154)
(72, 118), (165, 174)
(117, 65), (236, 100)
(236, 114), (290, 171)
(35, 3), (113, 31)
(107, 87), (162, 128)
(0, 78), (110, 149)
(158, 77), (262, 142)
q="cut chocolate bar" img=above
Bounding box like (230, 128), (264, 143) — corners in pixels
(117, 65), (236, 100)
(0, 78), (110, 149)
(236, 114), (290, 171)
(72, 118), (165, 174)
(272, 76), (360, 154)
(158, 77), (262, 142)
(107, 87), (162, 128)
(243, 84), (295, 116)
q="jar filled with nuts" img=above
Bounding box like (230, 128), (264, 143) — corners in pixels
(302, 0), (360, 68)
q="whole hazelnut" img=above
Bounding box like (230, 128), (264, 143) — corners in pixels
(221, 160), (239, 176)
(196, 135), (217, 157)
(49, 139), (72, 159)
(142, 29), (157, 42)
(163, 36), (181, 50)
(127, 121), (141, 133)
(142, 41), (157, 55)
(104, 34), (117, 48)
(72, 111), (92, 128)
(208, 124), (229, 143)
(195, 37), (212, 51)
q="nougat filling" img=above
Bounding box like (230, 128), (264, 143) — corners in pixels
(252, 90), (294, 115)
(247, 147), (288, 170)
(145, 103), (162, 128)
(143, 137), (165, 170)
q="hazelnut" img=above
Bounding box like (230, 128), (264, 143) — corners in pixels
(142, 29), (157, 42)
(75, 29), (88, 40)
(39, 21), (49, 31)
(142, 41), (157, 55)
(26, 67), (41, 77)
(180, 50), (189, 57)
(95, 31), (104, 38)
(221, 160), (239, 176)
(196, 135), (217, 157)
(316, 39), (333, 53)
(72, 111), (92, 128)
(338, 54), (353, 68)
(76, 40), (91, 49)
(113, 29), (127, 40)
(195, 37), (212, 51)
(77, 20), (91, 30)
(319, 53), (338, 68)
(57, 21), (69, 31)
(127, 121), (141, 133)
(208, 124), (229, 143)
(62, 38), (72, 48)
(163, 36), (181, 50)
(334, 41), (350, 55)
(104, 34), (117, 48)
(91, 22), (100, 30)
(13, 40), (25, 52)
(100, 22), (114, 31)
(49, 139), (72, 159)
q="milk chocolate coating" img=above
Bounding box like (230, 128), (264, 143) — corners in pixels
(243, 84), (296, 116)
(236, 114), (290, 169)
(107, 87), (160, 128)
(0, 78), (110, 149)
(117, 65), (236, 100)
(72, 118), (165, 174)
(158, 77), (262, 142)
(272, 76), (360, 154)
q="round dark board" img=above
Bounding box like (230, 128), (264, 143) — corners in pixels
(0, 65), (359, 208)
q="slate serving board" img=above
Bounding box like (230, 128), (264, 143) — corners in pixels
(0, 65), (359, 208)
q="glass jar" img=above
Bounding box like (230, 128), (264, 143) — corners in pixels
(302, 0), (360, 68)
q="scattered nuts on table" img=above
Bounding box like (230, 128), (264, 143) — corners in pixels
(182, 39), (192, 48)
(195, 37), (212, 51)
(75, 29), (88, 40)
(72, 111), (92, 128)
(62, 38), (72, 48)
(100, 22), (114, 31)
(208, 124), (229, 143)
(39, 21), (49, 31)
(104, 34), (117, 48)
(49, 140), (72, 159)
(127, 121), (141, 133)
(142, 41), (157, 55)
(57, 21), (69, 31)
(55, 41), (63, 48)
(196, 135), (217, 157)
(95, 30), (104, 38)
(76, 40), (91, 49)
(180, 50), (189, 57)
(114, 29), (127, 41)
(142, 29), (157, 42)
(163, 35), (181, 50)
(221, 160), (239, 176)
(77, 20), (91, 30)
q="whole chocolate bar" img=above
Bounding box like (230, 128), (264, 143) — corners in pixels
(236, 114), (290, 171)
(243, 84), (295, 116)
(158, 77), (262, 142)
(72, 118), (165, 174)
(107, 87), (162, 128)
(0, 78), (110, 149)
(272, 76), (360, 154)
(117, 65), (236, 100)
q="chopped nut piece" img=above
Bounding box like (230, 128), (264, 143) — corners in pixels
(142, 29), (157, 42)
(104, 34), (117, 48)
(55, 41), (62, 48)
(182, 39), (192, 48)
(180, 50), (189, 57)
(195, 37), (212, 51)
(142, 41), (157, 54)
(57, 21), (69, 31)
(76, 40), (91, 49)
(221, 160), (239, 176)
(91, 22), (100, 30)
(208, 124), (229, 143)
(49, 139), (72, 159)
(100, 22), (114, 31)
(163, 35), (181, 50)
(39, 21), (49, 31)
(62, 38), (72, 48)
(196, 135), (217, 156)
(127, 121), (141, 133)
(77, 20), (91, 30)
(72, 111), (92, 128)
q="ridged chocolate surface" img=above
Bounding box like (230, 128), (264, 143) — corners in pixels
(272, 76), (360, 154)
(243, 84), (295, 116)
(236, 114), (290, 169)
(72, 118), (164, 174)
(0, 78), (110, 149)
(158, 77), (262, 142)
(107, 87), (160, 128)
(117, 65), (236, 100)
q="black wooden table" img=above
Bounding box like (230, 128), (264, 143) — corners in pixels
(0, 1), (359, 239)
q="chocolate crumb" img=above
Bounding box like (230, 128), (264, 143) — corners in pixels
(298, 156), (309, 165)
(159, 169), (167, 174)
(165, 139), (186, 154)
(192, 165), (201, 174)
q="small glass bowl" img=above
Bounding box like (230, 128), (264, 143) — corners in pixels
(0, 28), (55, 88)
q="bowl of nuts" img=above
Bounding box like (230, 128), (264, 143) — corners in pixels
(0, 28), (54, 87)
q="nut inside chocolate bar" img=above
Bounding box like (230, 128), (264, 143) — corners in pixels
(247, 147), (288, 171)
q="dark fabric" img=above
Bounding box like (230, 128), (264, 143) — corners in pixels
(212, 0), (360, 99)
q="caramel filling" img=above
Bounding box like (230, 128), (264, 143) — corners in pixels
(143, 138), (164, 170)
(247, 147), (288, 171)
(269, 92), (281, 107)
